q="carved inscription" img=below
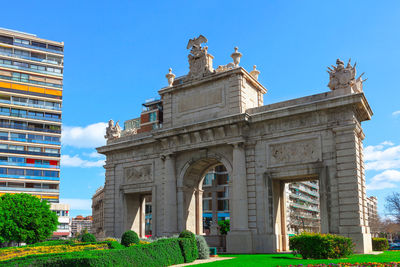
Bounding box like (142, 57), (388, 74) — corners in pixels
(124, 165), (152, 184)
(269, 138), (320, 166)
(178, 87), (223, 113)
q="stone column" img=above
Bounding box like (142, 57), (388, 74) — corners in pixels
(164, 154), (178, 234)
(227, 142), (252, 253)
(195, 189), (203, 235)
(210, 179), (219, 235)
(231, 143), (249, 230)
(139, 196), (146, 238)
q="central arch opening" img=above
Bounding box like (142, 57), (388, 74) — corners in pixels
(178, 156), (232, 237)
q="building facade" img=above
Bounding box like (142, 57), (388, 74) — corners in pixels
(92, 186), (105, 238)
(366, 196), (380, 236)
(0, 28), (63, 202)
(98, 36), (373, 253)
(286, 181), (320, 235)
(71, 215), (93, 236)
(50, 203), (71, 239)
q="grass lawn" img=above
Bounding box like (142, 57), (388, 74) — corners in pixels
(197, 251), (400, 266)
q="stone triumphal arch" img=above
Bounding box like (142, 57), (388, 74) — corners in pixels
(97, 36), (373, 253)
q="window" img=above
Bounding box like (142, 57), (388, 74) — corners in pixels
(10, 133), (26, 140)
(26, 169), (42, 176)
(45, 148), (59, 154)
(0, 168), (6, 174)
(28, 147), (41, 153)
(0, 46), (12, 54)
(0, 107), (9, 113)
(0, 144), (7, 149)
(0, 157), (7, 162)
(0, 59), (12, 65)
(14, 49), (29, 57)
(30, 64), (46, 71)
(13, 61), (29, 68)
(9, 157), (24, 163)
(47, 44), (63, 52)
(0, 35), (13, 45)
(31, 41), (46, 48)
(13, 97), (28, 103)
(14, 38), (30, 45)
(0, 132), (8, 140)
(11, 109), (27, 116)
(47, 55), (62, 64)
(31, 52), (46, 59)
(9, 145), (24, 151)
(149, 112), (157, 122)
(43, 170), (58, 177)
(8, 168), (24, 175)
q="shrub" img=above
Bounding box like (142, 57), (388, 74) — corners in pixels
(178, 230), (198, 262)
(289, 232), (354, 259)
(81, 233), (97, 243)
(1, 238), (187, 266)
(196, 235), (210, 259)
(121, 230), (140, 247)
(218, 220), (230, 235)
(372, 238), (389, 251)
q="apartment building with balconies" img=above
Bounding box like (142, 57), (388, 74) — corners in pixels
(0, 28), (63, 203)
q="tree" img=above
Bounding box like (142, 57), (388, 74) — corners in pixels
(0, 193), (58, 244)
(386, 192), (400, 224)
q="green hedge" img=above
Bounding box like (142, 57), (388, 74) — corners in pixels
(289, 232), (354, 259)
(178, 230), (198, 261)
(81, 233), (97, 243)
(372, 238), (389, 251)
(121, 230), (140, 247)
(1, 238), (196, 266)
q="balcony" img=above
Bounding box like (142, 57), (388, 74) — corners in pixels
(0, 186), (59, 193)
(0, 63), (62, 77)
(0, 51), (62, 66)
(0, 122), (61, 133)
(0, 174), (59, 181)
(0, 136), (61, 145)
(0, 74), (62, 89)
(0, 99), (62, 111)
(12, 42), (63, 55)
(290, 183), (319, 196)
(290, 192), (319, 204)
(0, 111), (61, 122)
(290, 202), (319, 212)
(0, 161), (59, 169)
(0, 148), (60, 158)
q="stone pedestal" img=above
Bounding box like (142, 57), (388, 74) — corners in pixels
(226, 230), (253, 253)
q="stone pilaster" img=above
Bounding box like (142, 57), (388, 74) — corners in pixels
(164, 154), (178, 234)
(334, 124), (372, 253)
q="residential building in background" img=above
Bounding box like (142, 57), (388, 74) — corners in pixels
(123, 99), (163, 134)
(50, 203), (71, 239)
(0, 28), (63, 203)
(286, 181), (320, 235)
(366, 196), (380, 237)
(92, 186), (104, 238)
(71, 215), (93, 236)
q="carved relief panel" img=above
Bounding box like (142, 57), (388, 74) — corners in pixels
(124, 164), (153, 184)
(267, 137), (322, 167)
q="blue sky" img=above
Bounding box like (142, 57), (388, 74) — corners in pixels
(2, 0), (400, 217)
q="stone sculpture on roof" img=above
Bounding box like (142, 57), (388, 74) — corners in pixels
(186, 35), (214, 80)
(104, 119), (121, 140)
(327, 58), (365, 92)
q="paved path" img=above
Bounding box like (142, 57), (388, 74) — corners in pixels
(173, 257), (234, 266)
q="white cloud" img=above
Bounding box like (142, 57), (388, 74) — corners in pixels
(59, 198), (91, 210)
(367, 170), (400, 190)
(62, 122), (107, 148)
(61, 154), (105, 168)
(393, 110), (400, 117)
(83, 151), (104, 159)
(364, 141), (400, 170)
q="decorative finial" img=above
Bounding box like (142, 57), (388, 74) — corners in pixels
(165, 68), (176, 87)
(250, 65), (260, 80)
(231, 46), (242, 67)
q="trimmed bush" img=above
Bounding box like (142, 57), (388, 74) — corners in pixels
(372, 238), (389, 251)
(196, 235), (210, 259)
(289, 232), (354, 259)
(178, 230), (198, 262)
(218, 220), (230, 235)
(1, 238), (187, 267)
(81, 233), (97, 243)
(121, 230), (139, 247)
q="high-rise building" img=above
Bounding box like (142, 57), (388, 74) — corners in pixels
(286, 181), (320, 234)
(50, 203), (71, 239)
(71, 215), (93, 236)
(0, 28), (63, 202)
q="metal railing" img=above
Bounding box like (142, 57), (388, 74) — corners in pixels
(0, 51), (62, 65)
(13, 42), (64, 55)
(0, 186), (58, 193)
(0, 122), (61, 133)
(0, 99), (62, 111)
(0, 63), (62, 77)
(0, 110), (61, 122)
(0, 174), (59, 180)
(0, 74), (63, 88)
(0, 161), (59, 169)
